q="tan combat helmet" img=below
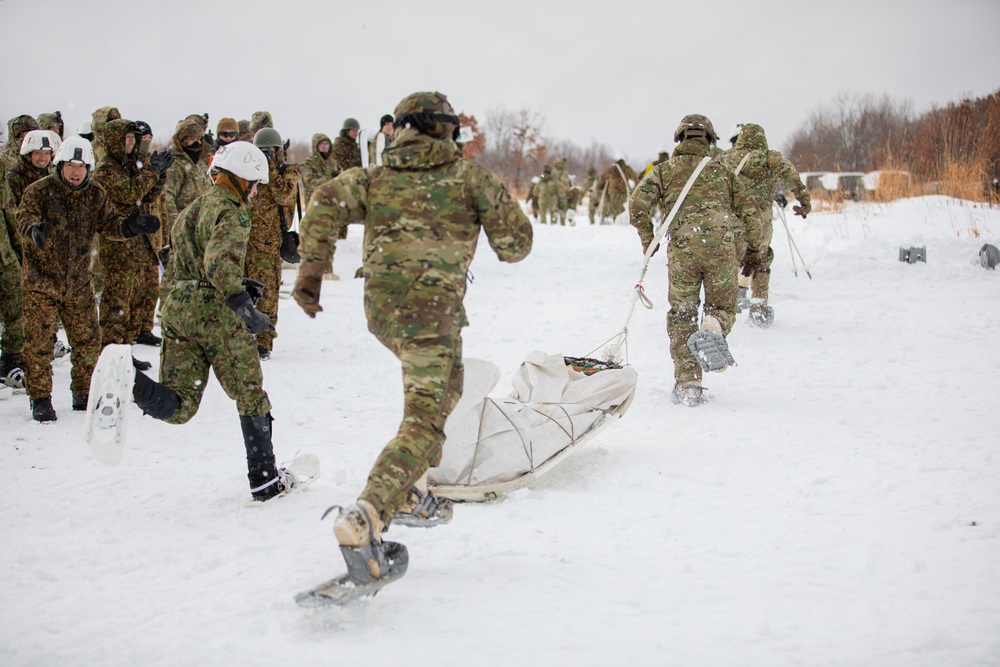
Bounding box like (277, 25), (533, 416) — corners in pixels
(392, 91), (460, 140)
(673, 114), (718, 143)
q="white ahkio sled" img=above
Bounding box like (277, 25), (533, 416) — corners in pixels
(84, 344), (135, 466)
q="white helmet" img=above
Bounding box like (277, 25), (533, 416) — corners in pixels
(78, 120), (93, 135)
(54, 136), (95, 169)
(728, 124), (744, 146)
(20, 129), (62, 156)
(210, 141), (269, 184)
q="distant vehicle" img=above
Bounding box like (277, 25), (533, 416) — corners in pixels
(798, 171), (829, 191)
(820, 172), (866, 200)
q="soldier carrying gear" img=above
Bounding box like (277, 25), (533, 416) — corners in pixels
(292, 90), (532, 604)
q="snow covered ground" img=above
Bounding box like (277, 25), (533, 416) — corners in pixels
(3, 196), (999, 666)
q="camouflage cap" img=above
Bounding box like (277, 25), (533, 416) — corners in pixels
(238, 119), (252, 142)
(175, 119), (204, 141)
(673, 114), (718, 143)
(250, 111), (273, 136)
(393, 91), (454, 119)
(734, 123), (768, 151)
(37, 111), (63, 137)
(8, 115), (39, 144)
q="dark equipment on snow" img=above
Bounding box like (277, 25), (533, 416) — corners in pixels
(980, 243), (999, 270)
(899, 246), (927, 264)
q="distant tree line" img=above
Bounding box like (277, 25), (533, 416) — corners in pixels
(783, 88), (1000, 187)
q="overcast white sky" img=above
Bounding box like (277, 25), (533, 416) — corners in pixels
(3, 0), (998, 166)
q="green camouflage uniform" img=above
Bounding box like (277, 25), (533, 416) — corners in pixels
(159, 184), (270, 424)
(551, 158), (573, 224)
(331, 132), (362, 173)
(0, 116), (42, 357)
(245, 154), (299, 352)
(630, 138), (761, 387)
(159, 119), (212, 306)
(15, 173), (128, 400)
(298, 127), (532, 525)
(36, 112), (64, 138)
(537, 168), (559, 225)
(595, 159), (638, 221)
(90, 107), (121, 165)
(300, 133), (342, 273)
(92, 119), (161, 346)
(721, 123), (810, 304)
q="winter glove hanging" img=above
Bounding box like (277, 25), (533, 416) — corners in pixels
(280, 230), (301, 263)
(292, 259), (324, 318)
(242, 278), (266, 305)
(226, 291), (275, 335)
(793, 196), (811, 219)
(29, 222), (48, 249)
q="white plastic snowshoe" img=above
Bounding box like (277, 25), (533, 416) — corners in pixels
(244, 453), (321, 507)
(84, 344), (135, 466)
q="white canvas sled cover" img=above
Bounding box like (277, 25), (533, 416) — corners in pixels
(429, 351), (637, 500)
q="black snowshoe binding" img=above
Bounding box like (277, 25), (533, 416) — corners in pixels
(393, 487), (454, 528)
(31, 397), (57, 423)
(0, 352), (25, 391)
(132, 356), (152, 371)
(295, 503), (409, 607)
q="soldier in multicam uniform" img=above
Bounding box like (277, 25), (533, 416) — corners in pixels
(551, 157), (573, 225)
(595, 155), (638, 222)
(331, 118), (362, 173)
(92, 119), (172, 365)
(537, 165), (560, 225)
(107, 141), (299, 502)
(721, 123), (811, 327)
(246, 128), (300, 359)
(159, 118), (213, 312)
(630, 114), (762, 407)
(1, 125), (52, 388)
(300, 132), (342, 279)
(16, 136), (160, 422)
(293, 91), (532, 586)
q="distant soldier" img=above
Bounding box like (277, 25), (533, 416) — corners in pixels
(369, 114), (394, 167)
(595, 155), (638, 223)
(293, 91), (532, 593)
(537, 165), (559, 225)
(582, 166), (599, 224)
(92, 119), (172, 366)
(246, 128), (300, 359)
(238, 119), (252, 142)
(0, 128), (56, 389)
(630, 114), (761, 407)
(722, 123), (811, 327)
(36, 111), (64, 140)
(214, 117), (240, 151)
(551, 157), (573, 224)
(332, 117), (362, 172)
(90, 106), (121, 164)
(300, 132), (342, 279)
(16, 137), (159, 422)
(159, 117), (212, 310)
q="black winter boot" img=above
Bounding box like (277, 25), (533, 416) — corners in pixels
(72, 393), (89, 411)
(132, 356), (152, 371)
(31, 397), (57, 423)
(134, 330), (162, 346)
(132, 371), (179, 420)
(241, 414), (294, 501)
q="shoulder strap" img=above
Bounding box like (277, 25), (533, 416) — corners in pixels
(734, 151), (753, 178)
(644, 155), (712, 261)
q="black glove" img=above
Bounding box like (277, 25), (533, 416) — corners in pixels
(283, 138), (290, 152)
(277, 162), (288, 176)
(29, 222), (48, 249)
(242, 278), (266, 306)
(775, 193), (788, 208)
(226, 291), (274, 335)
(280, 230), (301, 263)
(122, 209), (161, 238)
(150, 150), (175, 179)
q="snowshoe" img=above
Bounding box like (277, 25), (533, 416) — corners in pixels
(3, 366), (26, 392)
(687, 331), (736, 373)
(53, 339), (71, 359)
(84, 344), (135, 466)
(393, 487), (454, 528)
(671, 383), (707, 407)
(748, 304), (775, 328)
(245, 453), (321, 506)
(31, 397), (57, 423)
(294, 542), (409, 608)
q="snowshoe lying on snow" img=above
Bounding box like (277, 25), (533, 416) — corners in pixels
(428, 352), (638, 502)
(295, 501), (409, 607)
(687, 316), (736, 373)
(84, 344), (135, 465)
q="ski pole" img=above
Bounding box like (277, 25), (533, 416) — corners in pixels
(775, 203), (799, 276)
(776, 203), (812, 279)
